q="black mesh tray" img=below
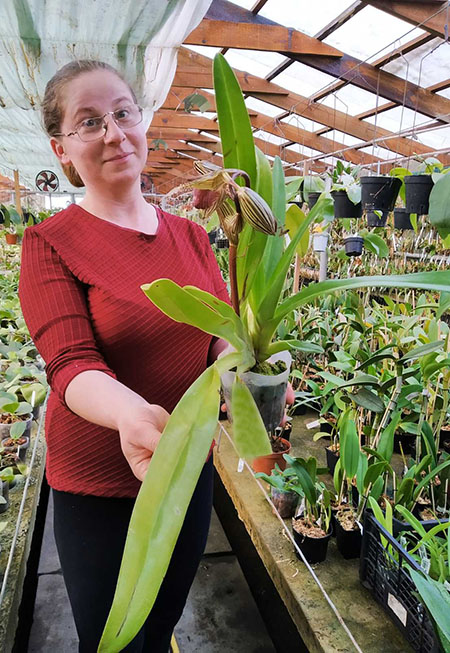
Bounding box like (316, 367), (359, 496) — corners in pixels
(360, 513), (442, 653)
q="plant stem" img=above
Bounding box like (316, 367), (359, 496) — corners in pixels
(228, 244), (240, 316)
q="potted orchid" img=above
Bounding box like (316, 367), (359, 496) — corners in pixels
(98, 54), (450, 653)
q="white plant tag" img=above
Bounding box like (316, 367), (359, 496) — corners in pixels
(306, 419), (321, 430)
(237, 458), (244, 473)
(387, 593), (407, 627)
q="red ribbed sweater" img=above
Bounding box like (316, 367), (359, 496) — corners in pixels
(19, 204), (229, 497)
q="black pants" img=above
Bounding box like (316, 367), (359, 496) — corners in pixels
(53, 457), (213, 653)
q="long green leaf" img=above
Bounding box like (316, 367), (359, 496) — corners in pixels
(340, 409), (360, 479)
(213, 53), (256, 187)
(275, 271), (450, 323)
(377, 411), (401, 463)
(99, 365), (221, 651)
(429, 173), (450, 239)
(264, 156), (286, 280)
(285, 204), (310, 257)
(231, 378), (271, 458)
(141, 280), (246, 351)
(409, 569), (450, 650)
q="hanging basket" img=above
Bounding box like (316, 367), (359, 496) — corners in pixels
(404, 175), (433, 215)
(366, 210), (389, 227)
(393, 208), (413, 230)
(312, 232), (329, 252)
(360, 176), (401, 212)
(344, 236), (364, 257)
(331, 190), (362, 219)
(307, 192), (321, 210)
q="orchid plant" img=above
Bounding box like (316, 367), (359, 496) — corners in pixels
(99, 54), (450, 652)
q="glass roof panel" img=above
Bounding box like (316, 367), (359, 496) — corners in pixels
(259, 0), (357, 36)
(285, 143), (324, 158)
(281, 114), (322, 133)
(320, 85), (388, 115)
(245, 96), (282, 118)
(272, 61), (338, 97)
(322, 130), (362, 147)
(382, 38), (449, 87)
(323, 6), (425, 61)
(363, 106), (434, 133)
(224, 49), (286, 79)
(415, 125), (450, 151)
(359, 145), (398, 160)
(437, 89), (450, 100)
(252, 130), (289, 146)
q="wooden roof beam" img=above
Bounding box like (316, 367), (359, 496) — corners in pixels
(178, 47), (433, 158)
(185, 19), (342, 56)
(310, 32), (434, 104)
(208, 0), (450, 122)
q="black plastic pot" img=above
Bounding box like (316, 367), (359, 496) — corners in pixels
(335, 517), (362, 559)
(291, 403), (307, 416)
(325, 447), (339, 476)
(393, 208), (413, 230)
(344, 236), (363, 257)
(215, 236), (229, 249)
(405, 175), (433, 215)
(208, 228), (218, 245)
(361, 176), (401, 212)
(292, 519), (332, 563)
(331, 190), (362, 218)
(393, 431), (415, 454)
(366, 210), (388, 227)
(307, 192), (321, 210)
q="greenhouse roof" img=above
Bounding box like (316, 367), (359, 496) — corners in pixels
(148, 0), (450, 193)
(0, 0), (448, 195)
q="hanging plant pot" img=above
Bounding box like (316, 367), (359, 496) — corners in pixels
(5, 233), (18, 245)
(312, 232), (329, 252)
(292, 517), (332, 563)
(252, 438), (291, 475)
(366, 210), (388, 227)
(307, 192), (321, 210)
(335, 509), (362, 559)
(344, 236), (363, 257)
(208, 228), (218, 245)
(271, 487), (298, 519)
(221, 350), (292, 434)
(360, 176), (401, 212)
(215, 236), (229, 249)
(331, 190), (362, 219)
(393, 208), (413, 230)
(404, 175), (433, 215)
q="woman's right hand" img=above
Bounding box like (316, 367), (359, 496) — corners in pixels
(118, 403), (170, 481)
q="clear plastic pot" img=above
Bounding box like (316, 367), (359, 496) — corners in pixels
(221, 350), (292, 433)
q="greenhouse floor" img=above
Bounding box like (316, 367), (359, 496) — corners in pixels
(26, 492), (276, 653)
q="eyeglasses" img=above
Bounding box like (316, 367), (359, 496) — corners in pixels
(54, 104), (143, 142)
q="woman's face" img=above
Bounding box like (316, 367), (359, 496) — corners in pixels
(51, 70), (148, 191)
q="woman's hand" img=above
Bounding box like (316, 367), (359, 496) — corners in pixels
(118, 404), (170, 481)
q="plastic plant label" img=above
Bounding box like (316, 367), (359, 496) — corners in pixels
(237, 458), (244, 473)
(387, 593), (407, 627)
(306, 420), (321, 430)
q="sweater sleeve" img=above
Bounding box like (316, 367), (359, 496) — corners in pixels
(18, 227), (117, 406)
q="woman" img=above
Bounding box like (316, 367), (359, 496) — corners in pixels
(19, 60), (230, 652)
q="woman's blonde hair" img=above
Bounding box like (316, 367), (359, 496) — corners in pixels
(42, 60), (137, 188)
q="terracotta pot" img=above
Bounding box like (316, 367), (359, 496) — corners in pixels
(5, 233), (18, 245)
(252, 438), (291, 475)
